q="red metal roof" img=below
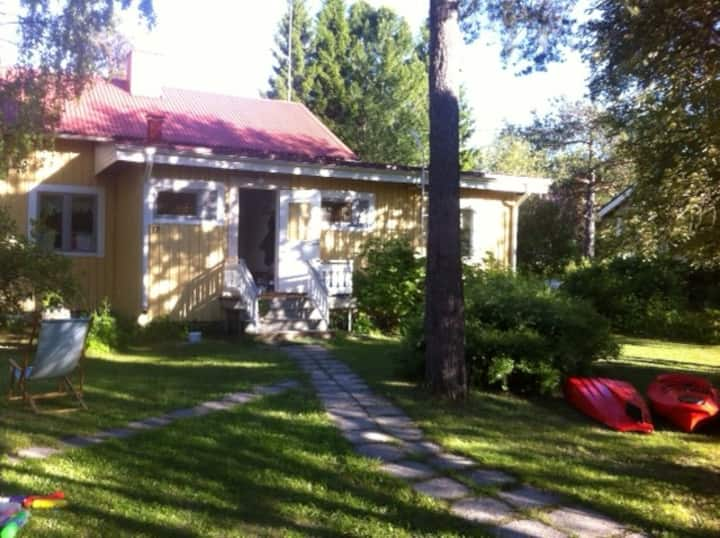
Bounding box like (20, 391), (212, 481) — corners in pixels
(59, 78), (358, 161)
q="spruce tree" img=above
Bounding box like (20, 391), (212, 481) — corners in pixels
(305, 0), (351, 136)
(267, 0), (312, 101)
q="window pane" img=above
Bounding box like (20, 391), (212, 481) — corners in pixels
(460, 209), (473, 258)
(71, 195), (97, 252)
(38, 194), (63, 249)
(352, 199), (370, 226)
(198, 190), (218, 220)
(156, 191), (198, 217)
(322, 200), (352, 224)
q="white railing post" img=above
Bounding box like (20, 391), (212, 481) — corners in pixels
(319, 259), (353, 296)
(306, 260), (329, 330)
(223, 258), (260, 333)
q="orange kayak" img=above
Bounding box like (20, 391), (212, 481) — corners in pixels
(647, 374), (719, 432)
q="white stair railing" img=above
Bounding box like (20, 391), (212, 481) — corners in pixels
(306, 261), (329, 330)
(223, 258), (260, 333)
(319, 259), (353, 296)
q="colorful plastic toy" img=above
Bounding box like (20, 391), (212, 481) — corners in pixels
(0, 491), (66, 537)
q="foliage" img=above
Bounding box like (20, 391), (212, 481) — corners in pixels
(87, 298), (121, 352)
(0, 206), (78, 322)
(0, 1), (154, 178)
(353, 237), (424, 334)
(459, 87), (481, 171)
(562, 257), (720, 343)
(480, 133), (549, 176)
(584, 0), (720, 268)
(266, 0), (313, 101)
(509, 98), (634, 258)
(267, 1), (481, 167)
(405, 268), (617, 395)
(517, 193), (581, 276)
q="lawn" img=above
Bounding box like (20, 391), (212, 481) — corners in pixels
(325, 334), (720, 538)
(0, 339), (477, 537)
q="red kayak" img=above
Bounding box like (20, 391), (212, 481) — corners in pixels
(647, 374), (719, 432)
(565, 377), (654, 433)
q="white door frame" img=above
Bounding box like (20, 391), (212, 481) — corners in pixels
(275, 189), (322, 293)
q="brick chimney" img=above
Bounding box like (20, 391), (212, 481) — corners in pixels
(146, 113), (165, 143)
(126, 49), (163, 98)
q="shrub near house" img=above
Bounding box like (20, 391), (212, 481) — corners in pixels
(355, 238), (618, 395)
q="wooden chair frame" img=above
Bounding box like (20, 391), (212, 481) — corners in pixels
(7, 316), (90, 413)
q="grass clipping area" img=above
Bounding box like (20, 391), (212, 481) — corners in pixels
(326, 334), (720, 538)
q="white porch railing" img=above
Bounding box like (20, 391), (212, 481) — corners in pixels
(306, 261), (329, 329)
(223, 258), (260, 333)
(319, 260), (353, 296)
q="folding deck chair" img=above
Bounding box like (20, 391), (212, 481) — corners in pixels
(7, 318), (91, 413)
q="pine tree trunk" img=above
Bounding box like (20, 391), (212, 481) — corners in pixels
(584, 176), (596, 258)
(425, 0), (467, 400)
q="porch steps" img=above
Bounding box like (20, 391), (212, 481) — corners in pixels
(257, 293), (327, 335)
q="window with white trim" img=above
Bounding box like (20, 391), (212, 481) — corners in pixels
(321, 191), (374, 230)
(149, 179), (224, 224)
(29, 186), (104, 256)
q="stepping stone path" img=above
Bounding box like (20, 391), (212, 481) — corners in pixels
(285, 344), (646, 538)
(6, 379), (300, 464)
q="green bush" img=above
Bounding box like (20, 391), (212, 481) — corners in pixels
(562, 257), (720, 343)
(138, 316), (188, 343)
(87, 299), (122, 352)
(404, 268), (618, 395)
(354, 237), (424, 333)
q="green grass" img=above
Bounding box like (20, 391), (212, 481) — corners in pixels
(0, 339), (480, 537)
(325, 334), (720, 538)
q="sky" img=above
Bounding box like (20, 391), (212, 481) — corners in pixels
(1, 0), (590, 147)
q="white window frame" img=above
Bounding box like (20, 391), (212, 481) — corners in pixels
(148, 178), (225, 225)
(320, 190), (375, 231)
(27, 183), (105, 257)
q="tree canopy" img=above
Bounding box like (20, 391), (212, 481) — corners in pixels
(0, 0), (155, 178)
(584, 0), (720, 267)
(266, 0), (313, 101)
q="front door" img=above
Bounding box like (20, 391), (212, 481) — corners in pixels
(276, 189), (321, 293)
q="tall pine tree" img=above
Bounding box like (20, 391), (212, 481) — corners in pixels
(304, 0), (352, 136)
(266, 0), (312, 101)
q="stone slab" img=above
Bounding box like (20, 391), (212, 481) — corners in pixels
(383, 427), (425, 441)
(380, 460), (436, 481)
(62, 435), (102, 448)
(98, 428), (137, 439)
(495, 519), (568, 538)
(498, 486), (560, 510)
(450, 496), (513, 524)
(545, 507), (627, 538)
(428, 453), (477, 470)
(223, 392), (256, 404)
(401, 440), (444, 456)
(342, 429), (397, 445)
(355, 443), (406, 462)
(17, 446), (62, 459)
(166, 407), (201, 419)
(413, 477), (471, 500)
(329, 415), (378, 432)
(465, 469), (515, 488)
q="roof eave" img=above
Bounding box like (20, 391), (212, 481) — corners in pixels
(93, 140), (554, 194)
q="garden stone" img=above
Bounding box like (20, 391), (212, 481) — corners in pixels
(383, 427), (424, 441)
(494, 519), (568, 538)
(465, 469), (516, 487)
(428, 453), (477, 470)
(98, 428), (136, 439)
(330, 415), (378, 431)
(253, 384), (287, 396)
(413, 477), (471, 500)
(224, 392), (255, 404)
(380, 460), (436, 481)
(342, 429), (397, 445)
(355, 443), (406, 462)
(402, 440), (443, 456)
(17, 446), (62, 459)
(450, 496), (513, 524)
(167, 407), (200, 419)
(498, 486), (560, 509)
(62, 435), (103, 448)
(545, 507), (628, 538)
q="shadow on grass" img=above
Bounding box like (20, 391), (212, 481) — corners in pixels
(0, 389), (480, 537)
(326, 334), (720, 538)
(0, 339), (297, 455)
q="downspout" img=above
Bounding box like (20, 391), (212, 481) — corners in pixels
(511, 187), (531, 272)
(139, 146), (156, 322)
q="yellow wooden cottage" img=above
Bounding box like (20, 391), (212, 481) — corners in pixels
(1, 52), (551, 333)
